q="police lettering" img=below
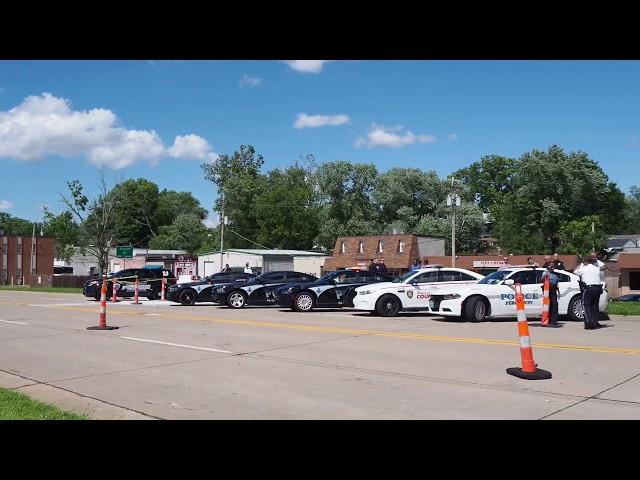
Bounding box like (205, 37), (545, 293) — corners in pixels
(500, 293), (539, 301)
(416, 293), (431, 299)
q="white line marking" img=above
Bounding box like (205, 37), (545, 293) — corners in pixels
(0, 319), (30, 325)
(144, 313), (161, 316)
(120, 336), (233, 354)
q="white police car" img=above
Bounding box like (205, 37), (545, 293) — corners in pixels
(426, 266), (609, 322)
(352, 266), (485, 316)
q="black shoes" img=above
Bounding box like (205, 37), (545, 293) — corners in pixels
(585, 323), (604, 330)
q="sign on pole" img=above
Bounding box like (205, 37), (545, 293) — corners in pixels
(116, 246), (134, 258)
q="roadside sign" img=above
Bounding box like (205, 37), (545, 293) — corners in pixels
(116, 246), (134, 258)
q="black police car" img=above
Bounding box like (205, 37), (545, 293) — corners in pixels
(167, 271), (256, 306)
(83, 267), (176, 301)
(213, 271), (318, 308)
(276, 269), (393, 312)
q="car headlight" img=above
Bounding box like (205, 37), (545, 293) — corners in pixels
(441, 294), (461, 300)
(359, 290), (373, 295)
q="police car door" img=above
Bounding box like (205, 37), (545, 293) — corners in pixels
(506, 270), (543, 316)
(252, 272), (286, 305)
(325, 270), (358, 306)
(204, 273), (232, 301)
(405, 270), (439, 308)
(555, 272), (577, 314)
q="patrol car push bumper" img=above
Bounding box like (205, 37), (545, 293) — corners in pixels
(352, 292), (377, 311)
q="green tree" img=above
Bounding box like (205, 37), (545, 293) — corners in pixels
(0, 213), (34, 236)
(415, 202), (485, 255)
(155, 190), (208, 227)
(201, 145), (267, 248)
(149, 213), (208, 254)
(254, 166), (320, 249)
(314, 161), (379, 250)
(42, 208), (80, 263)
(109, 178), (160, 247)
(453, 155), (517, 212)
(558, 215), (608, 254)
(623, 185), (640, 233)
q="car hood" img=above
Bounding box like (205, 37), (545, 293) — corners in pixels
(354, 281), (398, 292)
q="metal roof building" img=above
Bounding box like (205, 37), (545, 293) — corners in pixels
(197, 249), (328, 277)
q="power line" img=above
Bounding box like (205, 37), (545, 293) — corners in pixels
(225, 227), (271, 249)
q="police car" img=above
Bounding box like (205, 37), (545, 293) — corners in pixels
(167, 271), (255, 306)
(425, 266), (609, 322)
(213, 271), (318, 308)
(352, 266), (485, 316)
(276, 269), (393, 312)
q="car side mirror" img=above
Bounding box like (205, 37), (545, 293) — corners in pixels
(504, 279), (515, 286)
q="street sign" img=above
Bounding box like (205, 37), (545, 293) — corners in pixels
(116, 246), (133, 258)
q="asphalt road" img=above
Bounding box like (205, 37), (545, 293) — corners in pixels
(1, 290), (639, 419)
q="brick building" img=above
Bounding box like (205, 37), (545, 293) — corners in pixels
(0, 233), (55, 285)
(323, 234), (445, 274)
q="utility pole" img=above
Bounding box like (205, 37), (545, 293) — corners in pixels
(219, 193), (225, 273)
(447, 177), (461, 267)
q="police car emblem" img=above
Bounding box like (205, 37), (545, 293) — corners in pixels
(316, 288), (322, 293)
(406, 291), (413, 299)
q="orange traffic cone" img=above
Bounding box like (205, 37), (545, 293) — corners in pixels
(160, 277), (166, 301)
(132, 277), (141, 304)
(87, 277), (118, 330)
(111, 280), (119, 303)
(540, 276), (550, 326)
(506, 283), (551, 380)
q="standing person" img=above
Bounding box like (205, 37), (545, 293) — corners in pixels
(541, 263), (560, 326)
(542, 255), (553, 268)
(368, 258), (377, 272)
(243, 262), (253, 274)
(574, 255), (604, 330)
(553, 253), (566, 271)
(410, 258), (421, 271)
(222, 264), (231, 272)
(378, 258), (388, 274)
(422, 257), (429, 266)
(590, 250), (606, 285)
(498, 256), (510, 271)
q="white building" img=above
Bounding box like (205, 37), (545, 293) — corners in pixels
(198, 249), (328, 277)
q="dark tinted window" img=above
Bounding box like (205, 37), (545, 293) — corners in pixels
(358, 271), (389, 283)
(556, 272), (570, 283)
(115, 269), (135, 278)
(285, 273), (307, 281)
(412, 271), (439, 283)
(460, 272), (478, 281)
(440, 271), (461, 282)
(334, 270), (358, 284)
(509, 270), (538, 285)
(211, 274), (232, 283)
(262, 273), (286, 282)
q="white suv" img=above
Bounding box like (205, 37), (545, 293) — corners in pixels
(352, 267), (485, 316)
(426, 266), (608, 322)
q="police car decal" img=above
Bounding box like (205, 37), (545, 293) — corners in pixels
(501, 292), (539, 305)
(242, 285), (258, 294)
(313, 285), (336, 295)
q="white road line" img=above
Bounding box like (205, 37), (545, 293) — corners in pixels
(0, 319), (30, 325)
(120, 336), (233, 354)
(144, 313), (161, 316)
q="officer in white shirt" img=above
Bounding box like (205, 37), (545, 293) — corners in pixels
(574, 256), (604, 330)
(243, 262), (253, 274)
(590, 251), (606, 284)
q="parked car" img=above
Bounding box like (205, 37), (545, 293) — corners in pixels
(425, 266), (608, 322)
(614, 294), (640, 302)
(167, 272), (255, 306)
(276, 269), (393, 312)
(352, 266), (484, 316)
(82, 268), (177, 301)
(213, 271), (318, 308)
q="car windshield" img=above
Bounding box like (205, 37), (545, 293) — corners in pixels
(392, 271), (418, 283)
(478, 270), (513, 285)
(245, 276), (263, 285)
(314, 271), (344, 284)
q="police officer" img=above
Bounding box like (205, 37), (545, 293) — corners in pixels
(552, 253), (566, 271)
(574, 255), (604, 330)
(541, 263), (559, 326)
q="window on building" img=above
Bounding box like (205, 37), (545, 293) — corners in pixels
(398, 240), (405, 253)
(358, 241), (364, 254)
(340, 242), (346, 254)
(630, 272), (640, 290)
(16, 244), (22, 255)
(377, 240), (384, 253)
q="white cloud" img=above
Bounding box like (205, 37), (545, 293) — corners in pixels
(447, 133), (458, 141)
(169, 134), (218, 162)
(283, 60), (332, 74)
(239, 75), (262, 88)
(293, 113), (350, 129)
(355, 124), (437, 149)
(202, 216), (218, 229)
(0, 92), (216, 168)
(0, 200), (13, 210)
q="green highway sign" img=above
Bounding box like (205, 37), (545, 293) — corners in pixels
(116, 246), (134, 258)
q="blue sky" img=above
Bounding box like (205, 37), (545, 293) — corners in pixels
(1, 60), (639, 223)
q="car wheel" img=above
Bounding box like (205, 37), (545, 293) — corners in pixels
(179, 289), (197, 306)
(149, 288), (161, 301)
(464, 296), (489, 322)
(376, 294), (401, 317)
(227, 291), (247, 309)
(293, 292), (315, 312)
(567, 295), (585, 322)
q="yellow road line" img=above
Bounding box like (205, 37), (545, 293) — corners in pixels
(3, 300), (640, 356)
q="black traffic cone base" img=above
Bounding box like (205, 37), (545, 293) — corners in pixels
(506, 367), (552, 380)
(87, 326), (119, 330)
(529, 322), (562, 328)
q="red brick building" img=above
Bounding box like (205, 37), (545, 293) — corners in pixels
(323, 234), (445, 274)
(0, 234), (55, 285)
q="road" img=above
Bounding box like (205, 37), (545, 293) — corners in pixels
(1, 290), (639, 419)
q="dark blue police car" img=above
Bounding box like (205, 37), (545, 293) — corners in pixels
(167, 271), (256, 305)
(212, 271), (317, 308)
(275, 269), (393, 312)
